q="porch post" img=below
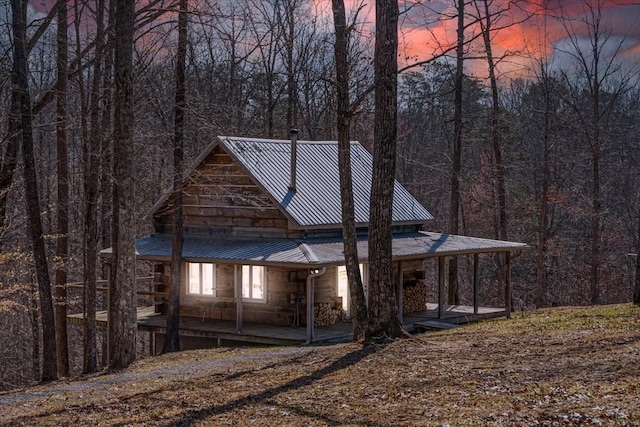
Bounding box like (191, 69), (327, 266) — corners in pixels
(397, 261), (404, 323)
(438, 256), (445, 319)
(306, 275), (315, 343)
(235, 266), (243, 334)
(504, 252), (512, 318)
(473, 253), (479, 315)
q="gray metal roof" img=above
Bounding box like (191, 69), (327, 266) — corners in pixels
(111, 231), (527, 267)
(129, 234), (311, 264)
(218, 136), (433, 228)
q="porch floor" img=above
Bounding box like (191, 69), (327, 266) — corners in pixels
(68, 303), (507, 346)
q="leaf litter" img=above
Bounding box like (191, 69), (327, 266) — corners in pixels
(0, 304), (638, 426)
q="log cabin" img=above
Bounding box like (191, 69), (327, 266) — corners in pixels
(92, 133), (527, 350)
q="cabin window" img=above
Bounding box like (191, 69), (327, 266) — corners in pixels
(187, 262), (216, 296)
(241, 265), (266, 302)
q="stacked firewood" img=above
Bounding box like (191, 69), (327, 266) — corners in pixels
(314, 302), (345, 326)
(403, 281), (427, 313)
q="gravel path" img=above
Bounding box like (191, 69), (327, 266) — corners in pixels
(0, 346), (314, 407)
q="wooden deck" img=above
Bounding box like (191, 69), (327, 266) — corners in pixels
(68, 303), (507, 347)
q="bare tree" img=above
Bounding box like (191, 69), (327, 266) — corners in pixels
(448, 0), (465, 306)
(54, 0), (69, 378)
(109, 0), (137, 370)
(474, 0), (507, 242)
(527, 8), (555, 309)
(0, 0), (59, 236)
(366, 0), (404, 341)
(557, 0), (631, 304)
(331, 0), (368, 341)
(247, 0), (286, 138)
(83, 0), (107, 374)
(532, 68), (554, 309)
(0, 89), (20, 238)
(11, 0), (57, 381)
(276, 0), (299, 131)
(163, 0), (188, 353)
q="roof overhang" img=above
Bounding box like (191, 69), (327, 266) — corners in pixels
(101, 231), (529, 269)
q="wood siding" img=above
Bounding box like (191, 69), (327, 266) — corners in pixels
(153, 259), (429, 327)
(178, 263), (311, 326)
(155, 145), (303, 239)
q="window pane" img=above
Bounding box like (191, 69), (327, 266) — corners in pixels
(202, 263), (214, 295)
(242, 265), (251, 298)
(188, 263), (200, 294)
(337, 266), (349, 311)
(252, 266), (264, 299)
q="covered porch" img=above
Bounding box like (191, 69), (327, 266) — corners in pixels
(68, 302), (509, 348)
(81, 230), (527, 348)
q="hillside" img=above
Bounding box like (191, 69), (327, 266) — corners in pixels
(1, 304), (638, 426)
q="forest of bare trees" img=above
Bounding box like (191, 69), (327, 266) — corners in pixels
(0, 0), (638, 388)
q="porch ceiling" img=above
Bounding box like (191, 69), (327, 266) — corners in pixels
(101, 231), (528, 268)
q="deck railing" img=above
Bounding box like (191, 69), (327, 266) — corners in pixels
(65, 276), (168, 298)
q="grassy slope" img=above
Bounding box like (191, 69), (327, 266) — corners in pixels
(1, 304), (638, 426)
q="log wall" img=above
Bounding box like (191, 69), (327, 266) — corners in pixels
(154, 260), (429, 326)
(155, 145), (304, 239)
(154, 263), (340, 327)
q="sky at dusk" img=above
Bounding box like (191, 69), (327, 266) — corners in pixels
(24, 0), (640, 79)
(390, 0), (640, 77)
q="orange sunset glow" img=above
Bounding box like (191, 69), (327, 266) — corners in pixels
(345, 0), (640, 77)
(29, 0), (640, 78)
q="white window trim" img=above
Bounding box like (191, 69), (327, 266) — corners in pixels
(186, 262), (217, 297)
(238, 264), (267, 303)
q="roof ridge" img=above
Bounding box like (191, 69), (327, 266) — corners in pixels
(219, 135), (359, 145)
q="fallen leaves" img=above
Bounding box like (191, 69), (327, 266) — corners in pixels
(0, 304), (639, 426)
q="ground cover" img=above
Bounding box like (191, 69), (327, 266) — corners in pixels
(1, 304), (638, 426)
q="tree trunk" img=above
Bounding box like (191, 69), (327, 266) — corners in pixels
(480, 0), (508, 243)
(448, 0), (465, 306)
(29, 285), (41, 382)
(331, 0), (368, 342)
(83, 0), (106, 374)
(283, 0), (297, 131)
(535, 70), (552, 309)
(99, 0), (116, 369)
(590, 118), (601, 304)
(634, 205), (640, 305)
(590, 48), (601, 305)
(366, 0), (404, 341)
(100, 0), (116, 286)
(11, 0), (58, 382)
(163, 0), (188, 354)
(109, 0), (137, 370)
(54, 0), (69, 378)
(478, 0), (508, 303)
(0, 89), (20, 239)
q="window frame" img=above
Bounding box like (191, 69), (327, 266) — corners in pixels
(239, 264), (267, 303)
(186, 262), (217, 297)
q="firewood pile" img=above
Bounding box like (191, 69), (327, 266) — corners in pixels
(314, 301), (345, 326)
(403, 281), (427, 313)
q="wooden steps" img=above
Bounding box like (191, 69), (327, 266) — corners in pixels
(413, 320), (461, 331)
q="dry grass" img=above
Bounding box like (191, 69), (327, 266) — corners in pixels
(1, 304), (639, 426)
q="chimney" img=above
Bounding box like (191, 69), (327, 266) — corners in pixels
(288, 128), (299, 192)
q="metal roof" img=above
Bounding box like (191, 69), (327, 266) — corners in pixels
(108, 232), (527, 267)
(218, 136), (433, 228)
